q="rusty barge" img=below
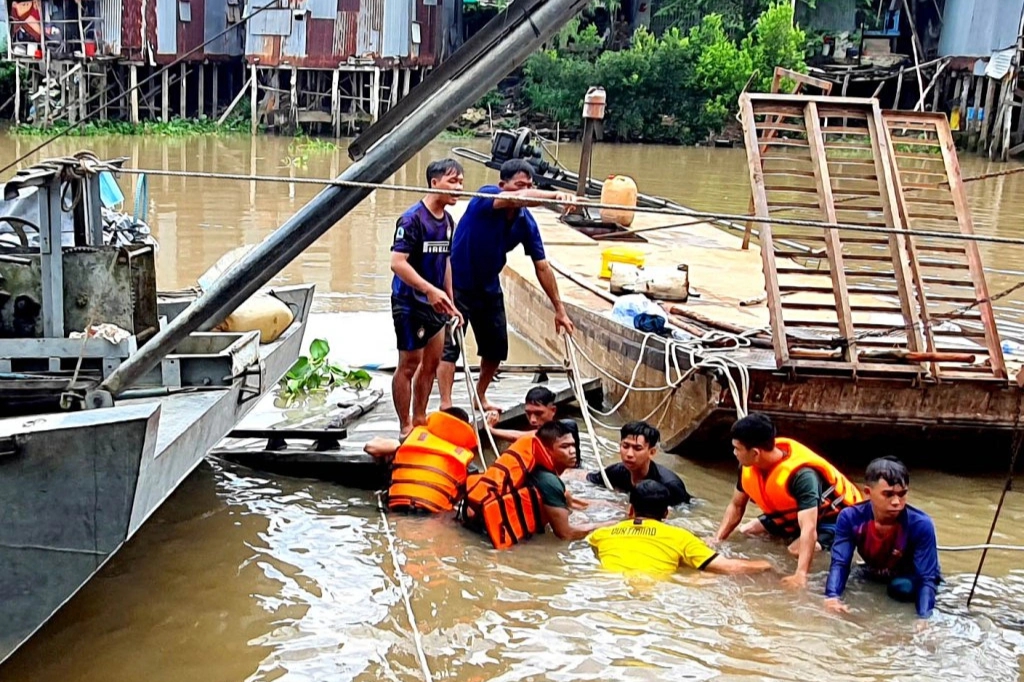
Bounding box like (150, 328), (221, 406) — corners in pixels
(463, 93), (1024, 466)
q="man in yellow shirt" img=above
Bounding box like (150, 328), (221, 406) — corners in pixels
(587, 481), (773, 577)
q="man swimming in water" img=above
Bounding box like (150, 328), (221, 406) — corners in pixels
(824, 457), (941, 619)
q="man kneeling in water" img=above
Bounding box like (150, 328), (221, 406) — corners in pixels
(588, 480), (772, 577)
(824, 457), (941, 619)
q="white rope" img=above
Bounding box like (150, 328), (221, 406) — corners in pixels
(451, 320), (496, 469)
(563, 334), (615, 490)
(562, 328), (751, 436)
(376, 493), (434, 682)
(938, 543), (1024, 552)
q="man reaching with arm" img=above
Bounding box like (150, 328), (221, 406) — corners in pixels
(439, 159), (576, 414)
(531, 420), (616, 541)
(712, 413), (863, 588)
(589, 481), (772, 577)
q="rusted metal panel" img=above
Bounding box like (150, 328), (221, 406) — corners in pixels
(333, 10), (357, 58)
(245, 33), (276, 63)
(121, 0), (143, 58)
(156, 0), (177, 54)
(356, 0), (383, 58)
(146, 0), (159, 58)
(414, 0), (438, 65)
(177, 0), (207, 59)
(281, 13), (307, 57)
(305, 17), (339, 66)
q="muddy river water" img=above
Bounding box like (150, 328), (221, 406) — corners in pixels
(3, 134), (1024, 681)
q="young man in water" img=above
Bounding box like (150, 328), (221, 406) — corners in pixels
(824, 457), (941, 619)
(485, 386), (582, 467)
(712, 413), (863, 588)
(531, 420), (615, 541)
(389, 158), (465, 438)
(566, 421), (691, 505)
(438, 159), (577, 414)
(588, 481), (772, 577)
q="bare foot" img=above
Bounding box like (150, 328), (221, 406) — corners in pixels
(439, 401), (453, 411)
(481, 400), (504, 413)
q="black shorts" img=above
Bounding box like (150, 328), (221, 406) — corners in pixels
(442, 288), (508, 363)
(392, 296), (448, 352)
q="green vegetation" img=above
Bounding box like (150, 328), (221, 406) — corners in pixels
(10, 115), (251, 137)
(522, 1), (806, 144)
(282, 134), (339, 168)
(280, 338), (371, 403)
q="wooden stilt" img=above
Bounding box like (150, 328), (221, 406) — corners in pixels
(965, 76), (979, 151)
(250, 64), (258, 135)
(161, 68), (169, 122)
(130, 63), (140, 124)
(14, 61), (20, 124)
(198, 64), (205, 118)
(959, 74), (971, 133)
(290, 66), (298, 128)
(980, 76), (997, 151)
(931, 69), (942, 112)
(894, 66), (905, 109)
(180, 63), (186, 118)
(390, 65), (399, 110)
(99, 68), (108, 120)
(78, 65), (87, 123)
(212, 63), (219, 118)
(331, 68), (340, 138)
(370, 66), (380, 122)
(989, 76), (1010, 160)
(402, 67), (411, 97)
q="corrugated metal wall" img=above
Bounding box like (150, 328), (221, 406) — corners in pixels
(204, 0), (242, 55)
(156, 0), (177, 54)
(243, 0), (444, 66)
(381, 0), (410, 58)
(939, 0), (1024, 57)
(122, 0), (142, 57)
(357, 0), (384, 58)
(176, 0), (206, 58)
(98, 0), (123, 54)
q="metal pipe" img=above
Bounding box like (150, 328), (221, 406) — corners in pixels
(99, 0), (589, 397)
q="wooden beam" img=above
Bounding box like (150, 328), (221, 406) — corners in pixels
(740, 94), (789, 366)
(901, 0), (926, 105)
(866, 105), (924, 353)
(331, 68), (340, 138)
(250, 64), (258, 135)
(211, 63), (219, 118)
(130, 64), (139, 125)
(198, 64), (205, 120)
(980, 76), (997, 150)
(933, 119), (1007, 377)
(217, 75), (251, 125)
(180, 63), (186, 118)
(804, 101), (857, 364)
(161, 68), (169, 122)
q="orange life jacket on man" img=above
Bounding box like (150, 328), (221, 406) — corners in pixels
(740, 437), (863, 536)
(387, 411), (477, 513)
(460, 435), (557, 549)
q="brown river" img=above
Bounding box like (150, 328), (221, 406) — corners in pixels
(4, 134), (1024, 681)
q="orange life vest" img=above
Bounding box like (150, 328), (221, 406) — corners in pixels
(739, 437), (863, 536)
(387, 411), (477, 513)
(460, 435), (556, 549)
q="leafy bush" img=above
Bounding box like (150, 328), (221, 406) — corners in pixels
(521, 1), (806, 144)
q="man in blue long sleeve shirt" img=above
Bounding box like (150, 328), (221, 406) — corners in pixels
(824, 457), (941, 619)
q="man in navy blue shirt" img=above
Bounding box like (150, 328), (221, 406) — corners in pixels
(438, 159), (577, 413)
(390, 158), (464, 437)
(824, 457), (941, 619)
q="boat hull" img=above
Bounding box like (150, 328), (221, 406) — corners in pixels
(0, 284), (314, 665)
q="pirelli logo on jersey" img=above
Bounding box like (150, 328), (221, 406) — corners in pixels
(423, 240), (450, 254)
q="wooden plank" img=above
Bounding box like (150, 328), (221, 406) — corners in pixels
(867, 105), (925, 354)
(741, 93), (789, 366)
(797, 101), (857, 364)
(933, 119), (1007, 377)
(774, 66), (834, 93)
